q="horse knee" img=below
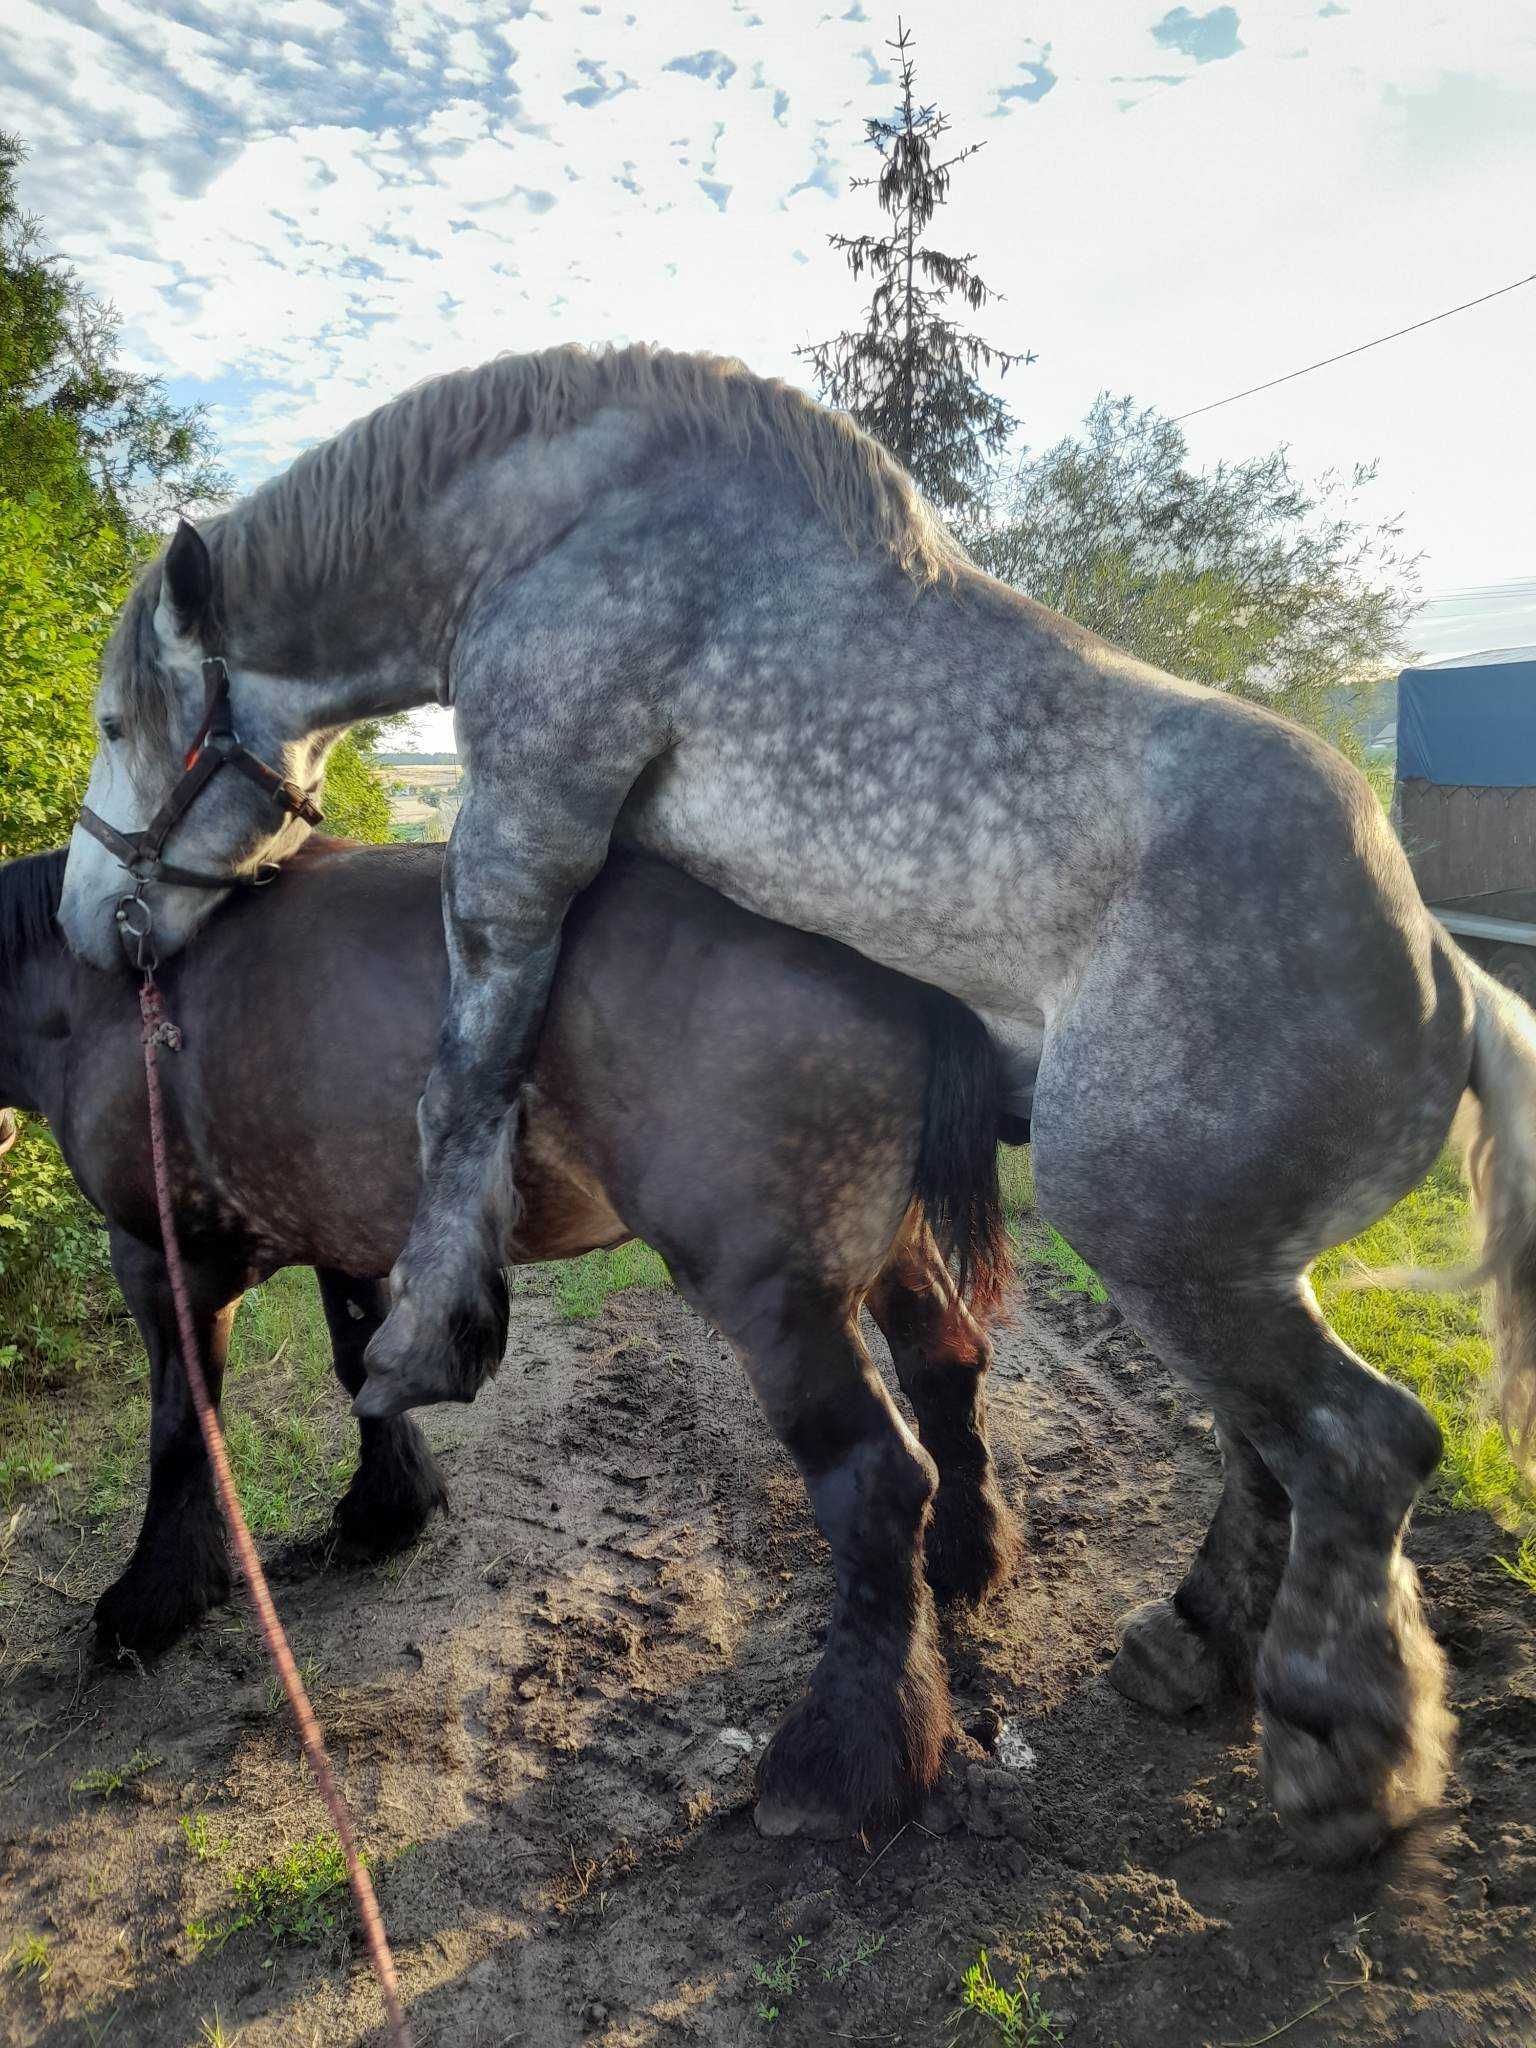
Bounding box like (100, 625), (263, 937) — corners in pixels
(809, 1424), (937, 1566)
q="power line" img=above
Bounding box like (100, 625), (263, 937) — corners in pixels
(1172, 269), (1536, 423)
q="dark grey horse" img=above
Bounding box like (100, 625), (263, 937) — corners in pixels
(57, 344), (1536, 1858)
(8, 839), (1015, 1836)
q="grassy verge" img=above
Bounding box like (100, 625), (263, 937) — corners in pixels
(1315, 1155), (1536, 1587)
(998, 1148), (1105, 1304)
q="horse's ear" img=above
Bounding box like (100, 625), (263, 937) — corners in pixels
(162, 519), (213, 636)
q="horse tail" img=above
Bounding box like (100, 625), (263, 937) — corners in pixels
(1460, 956), (1536, 1479)
(913, 992), (1013, 1321)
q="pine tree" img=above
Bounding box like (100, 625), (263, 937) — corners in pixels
(798, 20), (1034, 518)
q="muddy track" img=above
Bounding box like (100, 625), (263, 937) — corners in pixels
(2, 1278), (1534, 2047)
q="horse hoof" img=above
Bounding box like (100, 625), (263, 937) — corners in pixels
(331, 1438), (448, 1556)
(357, 1282), (506, 1417)
(1109, 1598), (1225, 1717)
(1257, 1562), (1453, 1864)
(94, 1562), (230, 1662)
(752, 1792), (852, 1841)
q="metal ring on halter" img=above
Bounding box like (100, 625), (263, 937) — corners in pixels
(115, 888), (158, 974)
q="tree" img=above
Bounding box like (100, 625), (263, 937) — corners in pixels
(798, 21), (1033, 519)
(0, 133), (230, 529)
(321, 721), (397, 842)
(0, 133), (389, 857)
(969, 394), (1420, 746)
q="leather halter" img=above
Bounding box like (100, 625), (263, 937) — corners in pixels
(78, 655), (324, 893)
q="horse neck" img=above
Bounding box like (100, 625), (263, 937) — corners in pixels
(212, 408), (653, 725)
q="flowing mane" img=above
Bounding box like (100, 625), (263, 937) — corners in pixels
(210, 342), (964, 612)
(0, 848), (67, 973)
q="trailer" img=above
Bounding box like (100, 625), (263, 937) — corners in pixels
(1396, 646), (1536, 1001)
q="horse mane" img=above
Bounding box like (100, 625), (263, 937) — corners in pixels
(0, 848), (67, 972)
(109, 564), (180, 771)
(208, 342), (965, 618)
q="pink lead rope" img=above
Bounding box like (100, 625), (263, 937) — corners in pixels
(138, 974), (412, 2046)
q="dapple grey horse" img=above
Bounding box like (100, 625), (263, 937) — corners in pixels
(59, 343), (1536, 1861)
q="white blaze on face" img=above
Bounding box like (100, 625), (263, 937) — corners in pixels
(59, 743), (143, 969)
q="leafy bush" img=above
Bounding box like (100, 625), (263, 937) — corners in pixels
(0, 1116), (119, 1376)
(320, 730), (393, 843)
(0, 493), (133, 857)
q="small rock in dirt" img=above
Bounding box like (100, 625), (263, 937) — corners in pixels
(717, 1727), (754, 1755)
(997, 1720), (1037, 1771)
(582, 2000), (609, 2028)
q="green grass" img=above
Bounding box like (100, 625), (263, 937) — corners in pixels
(950, 1950), (1062, 2046)
(751, 1934), (811, 2025)
(70, 1748), (160, 1802)
(1000, 1147), (1106, 1303)
(1316, 1153), (1536, 1588)
(186, 1831), (353, 1955)
(515, 1238), (673, 1320)
(76, 1266), (349, 1539)
(3, 1933), (52, 1983)
(180, 1812), (232, 1864)
(3, 1229), (675, 1559)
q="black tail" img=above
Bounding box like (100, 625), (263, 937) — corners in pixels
(913, 992), (1014, 1320)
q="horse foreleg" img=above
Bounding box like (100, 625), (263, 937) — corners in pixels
(1110, 1421), (1290, 1717)
(866, 1224), (1019, 1605)
(94, 1230), (239, 1660)
(315, 1270), (447, 1554)
(358, 726), (653, 1419)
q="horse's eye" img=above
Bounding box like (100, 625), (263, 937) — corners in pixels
(100, 718), (123, 744)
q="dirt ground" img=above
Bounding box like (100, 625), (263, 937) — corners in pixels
(3, 1271), (1535, 2048)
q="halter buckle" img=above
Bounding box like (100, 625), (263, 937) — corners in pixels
(115, 886), (159, 974)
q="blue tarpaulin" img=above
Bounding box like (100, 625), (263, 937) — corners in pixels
(1397, 648), (1536, 788)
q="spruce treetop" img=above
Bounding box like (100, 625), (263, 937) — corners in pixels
(798, 20), (1034, 518)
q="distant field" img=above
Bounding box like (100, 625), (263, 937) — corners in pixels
(384, 759), (463, 838)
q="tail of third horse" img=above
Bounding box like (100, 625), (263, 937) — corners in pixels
(1449, 955), (1536, 1477)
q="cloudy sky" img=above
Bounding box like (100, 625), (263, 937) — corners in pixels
(5, 0), (1533, 720)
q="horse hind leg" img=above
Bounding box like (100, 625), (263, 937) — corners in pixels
(316, 1270), (448, 1555)
(866, 1223), (1020, 1605)
(1254, 1306), (1451, 1861)
(1120, 1279), (1451, 1861)
(1111, 1421), (1289, 1717)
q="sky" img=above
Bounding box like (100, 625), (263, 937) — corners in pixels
(4, 0), (1534, 748)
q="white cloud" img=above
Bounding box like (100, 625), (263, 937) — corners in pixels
(272, 0), (349, 35)
(2, 0), (1533, 591)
